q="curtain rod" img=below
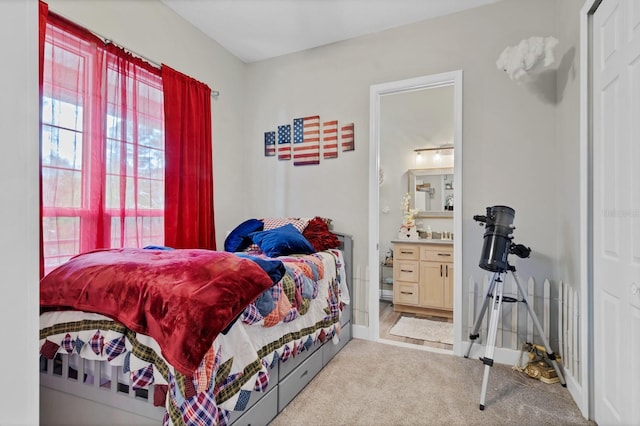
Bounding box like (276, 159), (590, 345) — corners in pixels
(50, 9), (220, 99)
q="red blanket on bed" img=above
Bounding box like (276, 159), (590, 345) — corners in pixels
(40, 248), (275, 375)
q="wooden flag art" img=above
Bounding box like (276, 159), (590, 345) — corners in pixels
(341, 123), (354, 151)
(264, 131), (276, 156)
(323, 120), (338, 159)
(293, 115), (320, 165)
(278, 124), (291, 160)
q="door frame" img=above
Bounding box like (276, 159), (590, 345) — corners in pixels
(368, 70), (464, 354)
(580, 0), (602, 419)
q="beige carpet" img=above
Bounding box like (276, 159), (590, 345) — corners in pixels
(389, 316), (453, 345)
(269, 339), (594, 426)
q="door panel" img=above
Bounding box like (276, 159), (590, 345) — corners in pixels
(633, 304), (640, 422)
(593, 1), (640, 424)
(600, 292), (621, 418)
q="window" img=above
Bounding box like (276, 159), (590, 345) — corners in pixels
(41, 18), (164, 274)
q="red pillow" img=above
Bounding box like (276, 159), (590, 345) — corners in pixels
(302, 217), (340, 251)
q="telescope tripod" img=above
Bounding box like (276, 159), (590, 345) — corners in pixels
(464, 266), (566, 410)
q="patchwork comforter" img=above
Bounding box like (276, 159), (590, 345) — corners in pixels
(39, 248), (349, 426)
(40, 248), (277, 376)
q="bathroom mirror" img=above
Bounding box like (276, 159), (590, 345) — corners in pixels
(409, 168), (454, 217)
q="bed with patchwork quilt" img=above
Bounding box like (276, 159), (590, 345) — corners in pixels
(39, 217), (352, 426)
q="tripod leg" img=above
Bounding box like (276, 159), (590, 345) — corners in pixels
(465, 273), (498, 358)
(478, 276), (504, 410)
(511, 270), (567, 387)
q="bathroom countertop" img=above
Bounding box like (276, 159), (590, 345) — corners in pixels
(391, 239), (453, 245)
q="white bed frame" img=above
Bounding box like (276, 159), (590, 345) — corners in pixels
(40, 234), (353, 426)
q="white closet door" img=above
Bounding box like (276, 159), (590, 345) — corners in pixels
(592, 0), (640, 424)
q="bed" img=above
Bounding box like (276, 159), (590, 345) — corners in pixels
(39, 217), (353, 426)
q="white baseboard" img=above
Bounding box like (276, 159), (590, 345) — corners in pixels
(564, 369), (588, 419)
(352, 324), (372, 340)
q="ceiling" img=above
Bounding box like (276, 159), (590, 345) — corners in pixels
(160, 0), (501, 63)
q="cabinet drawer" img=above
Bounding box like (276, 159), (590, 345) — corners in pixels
(394, 244), (419, 260)
(394, 282), (419, 305)
(394, 260), (419, 282)
(420, 245), (453, 262)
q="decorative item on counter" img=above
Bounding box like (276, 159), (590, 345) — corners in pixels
(445, 194), (454, 211)
(384, 248), (394, 266)
(426, 225), (432, 239)
(401, 193), (419, 226)
(398, 223), (419, 240)
(398, 193), (420, 240)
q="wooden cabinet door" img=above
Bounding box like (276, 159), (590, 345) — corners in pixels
(420, 262), (444, 308)
(443, 262), (453, 309)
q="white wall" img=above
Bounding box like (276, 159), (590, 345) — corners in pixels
(554, 0), (586, 414)
(46, 0), (248, 250)
(0, 1), (39, 425)
(243, 0), (561, 328)
(554, 2), (582, 293)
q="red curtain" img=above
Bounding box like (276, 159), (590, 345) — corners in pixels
(39, 1), (48, 278)
(161, 65), (216, 250)
(39, 3), (214, 274)
(103, 44), (165, 249)
(40, 10), (165, 275)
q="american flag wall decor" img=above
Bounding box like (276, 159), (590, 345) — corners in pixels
(264, 131), (276, 156)
(322, 120), (338, 159)
(293, 115), (320, 166)
(277, 124), (291, 160)
(341, 123), (355, 151)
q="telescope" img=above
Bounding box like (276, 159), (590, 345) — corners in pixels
(467, 205), (566, 410)
(473, 205), (530, 272)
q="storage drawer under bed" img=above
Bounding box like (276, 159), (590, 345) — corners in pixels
(322, 321), (351, 364)
(278, 348), (324, 411)
(278, 338), (322, 379)
(227, 362), (278, 424)
(229, 385), (278, 426)
(341, 303), (351, 327)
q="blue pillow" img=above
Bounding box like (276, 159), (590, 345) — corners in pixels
(235, 253), (286, 284)
(249, 223), (316, 258)
(224, 219), (264, 252)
